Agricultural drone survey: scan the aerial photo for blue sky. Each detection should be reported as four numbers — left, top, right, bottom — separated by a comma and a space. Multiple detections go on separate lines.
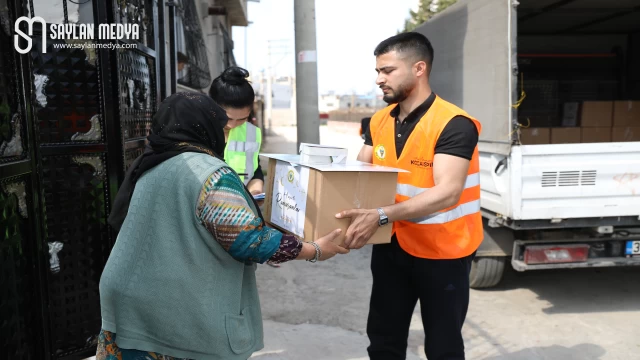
232, 0, 416, 95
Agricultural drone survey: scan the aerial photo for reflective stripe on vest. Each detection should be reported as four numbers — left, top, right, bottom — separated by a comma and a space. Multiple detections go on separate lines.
409, 199, 481, 225
226, 140, 260, 152
396, 172, 480, 198
244, 123, 258, 185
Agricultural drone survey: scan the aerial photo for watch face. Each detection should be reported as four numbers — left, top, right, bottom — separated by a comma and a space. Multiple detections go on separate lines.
377, 208, 388, 226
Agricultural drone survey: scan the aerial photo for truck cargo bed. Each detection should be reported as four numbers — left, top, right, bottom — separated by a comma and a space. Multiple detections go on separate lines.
480, 142, 640, 221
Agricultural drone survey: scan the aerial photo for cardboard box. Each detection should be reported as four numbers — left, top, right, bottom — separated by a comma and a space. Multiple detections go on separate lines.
581, 127, 611, 143
520, 128, 550, 145
551, 128, 581, 144
613, 101, 640, 127
562, 102, 580, 127
580, 101, 613, 127
261, 153, 406, 247
612, 127, 640, 142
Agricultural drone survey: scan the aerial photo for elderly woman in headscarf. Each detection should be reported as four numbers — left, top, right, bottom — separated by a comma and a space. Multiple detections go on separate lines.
97, 92, 348, 360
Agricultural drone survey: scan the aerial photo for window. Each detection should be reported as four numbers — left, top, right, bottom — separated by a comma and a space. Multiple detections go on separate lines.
219, 22, 237, 69
175, 0, 211, 89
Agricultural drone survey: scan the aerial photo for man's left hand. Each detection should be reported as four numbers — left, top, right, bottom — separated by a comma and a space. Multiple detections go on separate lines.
335, 209, 380, 249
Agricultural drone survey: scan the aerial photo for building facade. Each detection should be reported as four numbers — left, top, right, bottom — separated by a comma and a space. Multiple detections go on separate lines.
319, 93, 387, 113
0, 1, 248, 359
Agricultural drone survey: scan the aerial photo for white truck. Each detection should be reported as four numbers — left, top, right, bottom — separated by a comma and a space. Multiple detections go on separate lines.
416, 0, 640, 287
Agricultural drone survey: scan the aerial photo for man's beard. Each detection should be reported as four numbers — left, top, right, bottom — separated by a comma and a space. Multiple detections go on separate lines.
382, 81, 414, 104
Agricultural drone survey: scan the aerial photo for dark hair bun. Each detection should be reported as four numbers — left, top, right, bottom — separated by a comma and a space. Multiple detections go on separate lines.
221, 66, 249, 85
209, 66, 255, 108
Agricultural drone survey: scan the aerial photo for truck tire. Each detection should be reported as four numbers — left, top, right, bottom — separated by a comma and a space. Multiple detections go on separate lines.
469, 256, 506, 289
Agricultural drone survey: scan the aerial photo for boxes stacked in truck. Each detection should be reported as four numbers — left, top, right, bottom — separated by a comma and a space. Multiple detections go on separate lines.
612, 101, 640, 142
520, 127, 550, 145
551, 127, 581, 144
580, 101, 613, 127
581, 127, 611, 143
579, 101, 613, 143
579, 100, 640, 143
549, 101, 581, 143
519, 100, 640, 145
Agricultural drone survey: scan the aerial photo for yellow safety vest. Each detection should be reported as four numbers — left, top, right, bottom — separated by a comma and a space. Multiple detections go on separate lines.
224, 122, 262, 185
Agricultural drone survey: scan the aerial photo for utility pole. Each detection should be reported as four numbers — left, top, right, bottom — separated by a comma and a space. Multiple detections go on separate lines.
294, 0, 320, 147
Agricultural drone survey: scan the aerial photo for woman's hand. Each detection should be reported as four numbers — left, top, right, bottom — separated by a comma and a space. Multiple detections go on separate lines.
315, 229, 349, 261
295, 229, 349, 262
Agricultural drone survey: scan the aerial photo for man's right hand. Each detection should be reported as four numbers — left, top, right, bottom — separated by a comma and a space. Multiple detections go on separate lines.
315, 229, 349, 261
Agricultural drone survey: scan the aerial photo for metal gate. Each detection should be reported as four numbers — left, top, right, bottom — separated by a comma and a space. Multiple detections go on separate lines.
0, 0, 164, 358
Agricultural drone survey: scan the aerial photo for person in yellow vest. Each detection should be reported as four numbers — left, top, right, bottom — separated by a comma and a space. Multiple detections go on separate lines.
336, 32, 482, 360
209, 66, 264, 195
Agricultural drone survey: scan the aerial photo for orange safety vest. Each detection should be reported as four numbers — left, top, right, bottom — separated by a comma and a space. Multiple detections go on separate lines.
370, 95, 483, 259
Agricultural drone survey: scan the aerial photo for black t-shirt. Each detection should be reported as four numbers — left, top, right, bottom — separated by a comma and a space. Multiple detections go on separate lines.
253, 163, 264, 182
364, 93, 478, 160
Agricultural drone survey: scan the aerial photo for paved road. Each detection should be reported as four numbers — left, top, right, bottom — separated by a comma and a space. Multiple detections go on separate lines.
255, 242, 640, 360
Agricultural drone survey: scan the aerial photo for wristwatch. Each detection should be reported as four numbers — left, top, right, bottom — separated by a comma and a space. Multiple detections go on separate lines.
377, 208, 388, 226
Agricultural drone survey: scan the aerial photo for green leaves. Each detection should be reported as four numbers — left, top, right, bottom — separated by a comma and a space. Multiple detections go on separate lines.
400, 0, 458, 33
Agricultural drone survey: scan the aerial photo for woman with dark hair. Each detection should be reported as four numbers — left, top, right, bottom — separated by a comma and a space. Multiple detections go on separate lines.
99, 92, 348, 359
209, 66, 264, 195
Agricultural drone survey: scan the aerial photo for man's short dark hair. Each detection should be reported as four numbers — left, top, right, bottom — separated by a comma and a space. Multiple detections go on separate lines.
374, 32, 434, 70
